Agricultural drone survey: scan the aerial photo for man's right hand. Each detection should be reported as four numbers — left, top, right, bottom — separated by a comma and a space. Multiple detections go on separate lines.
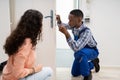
59, 25, 70, 39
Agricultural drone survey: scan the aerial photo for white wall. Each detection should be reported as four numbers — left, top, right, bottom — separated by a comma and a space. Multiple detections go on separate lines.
56, 0, 120, 67
0, 0, 10, 63
81, 0, 120, 67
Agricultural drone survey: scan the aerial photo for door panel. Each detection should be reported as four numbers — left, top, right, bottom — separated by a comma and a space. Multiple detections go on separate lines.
13, 0, 56, 79
0, 0, 10, 63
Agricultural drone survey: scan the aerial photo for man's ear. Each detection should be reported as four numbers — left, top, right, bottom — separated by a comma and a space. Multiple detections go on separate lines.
78, 17, 82, 22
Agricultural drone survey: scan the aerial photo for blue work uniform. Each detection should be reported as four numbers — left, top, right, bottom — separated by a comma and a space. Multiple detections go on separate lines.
71, 27, 99, 77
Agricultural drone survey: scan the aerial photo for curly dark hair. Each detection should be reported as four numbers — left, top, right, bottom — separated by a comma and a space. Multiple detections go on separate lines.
4, 9, 43, 56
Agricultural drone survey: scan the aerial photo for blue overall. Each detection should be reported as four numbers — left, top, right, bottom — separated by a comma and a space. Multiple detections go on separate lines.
71, 28, 99, 77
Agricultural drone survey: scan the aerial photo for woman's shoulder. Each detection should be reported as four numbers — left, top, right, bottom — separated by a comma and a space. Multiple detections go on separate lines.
16, 38, 33, 56
19, 38, 32, 51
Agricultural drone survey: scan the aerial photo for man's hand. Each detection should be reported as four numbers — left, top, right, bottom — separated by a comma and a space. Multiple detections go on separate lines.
56, 15, 70, 39
59, 26, 70, 39
56, 15, 61, 24
59, 26, 67, 34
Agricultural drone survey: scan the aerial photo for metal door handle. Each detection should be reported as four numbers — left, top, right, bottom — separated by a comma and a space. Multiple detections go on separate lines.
45, 10, 53, 28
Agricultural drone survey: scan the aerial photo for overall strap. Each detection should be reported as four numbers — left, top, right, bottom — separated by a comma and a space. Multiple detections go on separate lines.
79, 27, 89, 35
74, 27, 89, 41
78, 27, 98, 50
79, 27, 97, 44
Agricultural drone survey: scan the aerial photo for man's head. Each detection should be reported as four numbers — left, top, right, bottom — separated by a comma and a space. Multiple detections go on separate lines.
68, 9, 84, 28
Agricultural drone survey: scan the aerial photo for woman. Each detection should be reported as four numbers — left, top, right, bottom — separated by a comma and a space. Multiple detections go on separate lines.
1, 9, 52, 80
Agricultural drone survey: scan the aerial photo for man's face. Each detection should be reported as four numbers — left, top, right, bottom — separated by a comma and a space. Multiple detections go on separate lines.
68, 14, 80, 27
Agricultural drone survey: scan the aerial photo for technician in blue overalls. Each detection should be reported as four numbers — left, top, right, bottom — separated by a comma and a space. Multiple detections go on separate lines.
56, 9, 100, 80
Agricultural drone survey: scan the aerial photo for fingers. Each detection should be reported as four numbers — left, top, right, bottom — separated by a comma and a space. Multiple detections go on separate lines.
59, 26, 67, 34
56, 15, 60, 20
34, 64, 43, 72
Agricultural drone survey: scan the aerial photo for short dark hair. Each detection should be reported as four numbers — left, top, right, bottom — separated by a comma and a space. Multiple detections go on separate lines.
70, 9, 84, 18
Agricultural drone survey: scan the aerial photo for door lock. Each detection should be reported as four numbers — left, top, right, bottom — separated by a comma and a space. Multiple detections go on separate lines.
45, 10, 53, 28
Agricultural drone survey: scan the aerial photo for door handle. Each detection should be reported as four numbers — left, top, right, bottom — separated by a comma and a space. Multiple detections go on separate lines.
45, 10, 53, 28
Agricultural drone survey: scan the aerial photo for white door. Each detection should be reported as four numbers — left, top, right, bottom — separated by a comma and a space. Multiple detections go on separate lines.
0, 0, 10, 63
10, 0, 56, 79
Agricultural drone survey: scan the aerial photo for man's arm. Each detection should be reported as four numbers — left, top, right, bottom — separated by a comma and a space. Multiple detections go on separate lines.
67, 29, 91, 52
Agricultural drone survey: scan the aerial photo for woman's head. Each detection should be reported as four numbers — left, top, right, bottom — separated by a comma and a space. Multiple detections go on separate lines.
17, 9, 43, 43
4, 9, 43, 56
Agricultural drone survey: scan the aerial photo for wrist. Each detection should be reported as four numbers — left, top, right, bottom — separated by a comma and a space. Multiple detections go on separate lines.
65, 31, 70, 39
32, 67, 35, 73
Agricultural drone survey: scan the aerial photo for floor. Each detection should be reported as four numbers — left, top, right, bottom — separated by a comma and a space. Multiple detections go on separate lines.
56, 67, 120, 80
0, 67, 120, 80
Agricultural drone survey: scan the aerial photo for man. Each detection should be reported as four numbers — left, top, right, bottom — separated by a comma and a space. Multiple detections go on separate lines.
56, 9, 100, 80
